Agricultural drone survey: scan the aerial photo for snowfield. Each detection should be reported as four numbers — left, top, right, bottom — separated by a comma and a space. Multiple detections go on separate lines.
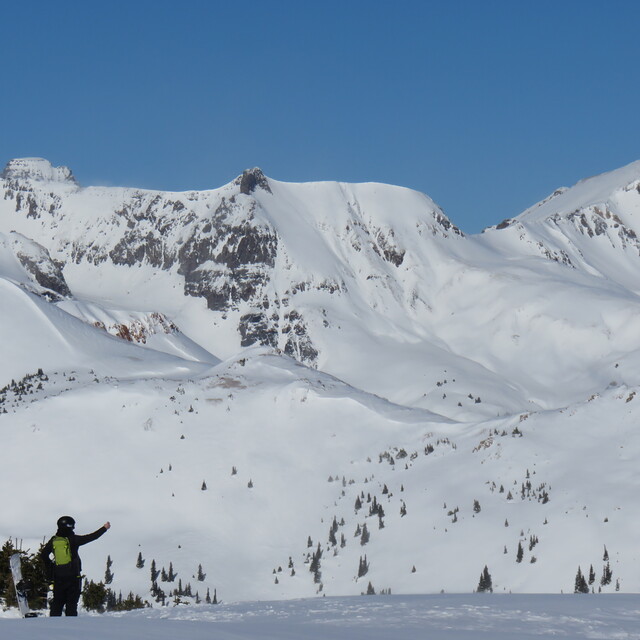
2, 594, 640, 640
4, 158, 640, 627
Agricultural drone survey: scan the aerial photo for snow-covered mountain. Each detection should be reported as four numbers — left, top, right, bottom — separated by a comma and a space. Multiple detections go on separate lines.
2, 157, 640, 604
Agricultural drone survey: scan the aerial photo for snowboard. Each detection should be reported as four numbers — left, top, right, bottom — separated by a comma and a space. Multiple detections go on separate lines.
9, 553, 38, 618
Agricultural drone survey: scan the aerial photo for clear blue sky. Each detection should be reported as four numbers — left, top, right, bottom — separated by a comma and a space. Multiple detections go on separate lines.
1, 0, 639, 233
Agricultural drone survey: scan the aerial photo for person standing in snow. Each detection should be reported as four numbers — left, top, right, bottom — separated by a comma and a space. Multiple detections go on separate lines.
40, 516, 111, 616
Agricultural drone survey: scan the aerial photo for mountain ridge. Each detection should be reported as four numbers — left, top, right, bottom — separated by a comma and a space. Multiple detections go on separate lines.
3, 158, 640, 603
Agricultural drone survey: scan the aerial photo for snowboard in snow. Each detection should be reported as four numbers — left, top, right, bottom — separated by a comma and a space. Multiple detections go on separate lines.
9, 553, 38, 618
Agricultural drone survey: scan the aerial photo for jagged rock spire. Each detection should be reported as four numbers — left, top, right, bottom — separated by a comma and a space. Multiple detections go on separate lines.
236, 168, 272, 195
1, 158, 78, 185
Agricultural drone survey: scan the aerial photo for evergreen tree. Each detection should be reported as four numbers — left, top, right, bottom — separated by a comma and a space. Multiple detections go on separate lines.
0, 541, 49, 610
358, 555, 369, 578
574, 567, 589, 594
366, 581, 375, 595
477, 566, 493, 592
106, 588, 118, 611
588, 565, 596, 585
82, 580, 108, 612
603, 546, 609, 561
516, 542, 524, 563
105, 555, 114, 584
150, 558, 160, 582
600, 562, 613, 586
309, 544, 322, 584
360, 523, 370, 546
197, 564, 206, 581
136, 552, 145, 569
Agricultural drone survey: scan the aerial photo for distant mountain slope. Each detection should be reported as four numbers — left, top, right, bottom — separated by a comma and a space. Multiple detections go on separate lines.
3, 347, 640, 602
3, 157, 640, 604
3, 158, 640, 417
481, 160, 640, 292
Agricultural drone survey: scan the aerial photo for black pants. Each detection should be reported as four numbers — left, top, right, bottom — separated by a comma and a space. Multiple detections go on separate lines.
50, 575, 82, 616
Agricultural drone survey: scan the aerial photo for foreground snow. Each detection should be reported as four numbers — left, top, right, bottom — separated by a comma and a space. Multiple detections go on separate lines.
2, 594, 640, 639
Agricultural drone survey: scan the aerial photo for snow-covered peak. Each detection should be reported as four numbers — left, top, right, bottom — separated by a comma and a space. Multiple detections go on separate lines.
234, 167, 272, 195
514, 159, 640, 226
1, 157, 78, 185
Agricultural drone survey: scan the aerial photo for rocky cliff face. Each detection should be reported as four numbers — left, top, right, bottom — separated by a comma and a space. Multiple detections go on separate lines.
0, 162, 461, 367
481, 161, 640, 291
5, 157, 640, 416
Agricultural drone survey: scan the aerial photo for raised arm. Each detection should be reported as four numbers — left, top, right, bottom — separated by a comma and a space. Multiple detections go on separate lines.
76, 522, 110, 546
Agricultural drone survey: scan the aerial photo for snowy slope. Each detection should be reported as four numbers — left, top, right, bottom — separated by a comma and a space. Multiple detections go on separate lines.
3, 158, 640, 607
481, 160, 640, 293
3, 594, 640, 640
5, 158, 640, 416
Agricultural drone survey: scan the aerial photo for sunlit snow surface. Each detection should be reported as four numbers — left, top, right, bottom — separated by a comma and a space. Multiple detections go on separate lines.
6, 160, 640, 605
2, 595, 640, 639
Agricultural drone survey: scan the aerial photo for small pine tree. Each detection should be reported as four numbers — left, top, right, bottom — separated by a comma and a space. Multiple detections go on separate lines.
360, 523, 370, 546
588, 565, 595, 585
136, 552, 145, 569
516, 542, 524, 563
357, 555, 369, 578
197, 564, 206, 581
150, 558, 160, 582
309, 544, 322, 584
82, 580, 108, 612
574, 567, 589, 594
477, 566, 493, 593
105, 556, 114, 584
201, 480, 207, 491
366, 581, 375, 595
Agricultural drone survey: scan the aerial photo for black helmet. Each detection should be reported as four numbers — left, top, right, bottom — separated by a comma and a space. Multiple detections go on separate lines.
57, 516, 75, 530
